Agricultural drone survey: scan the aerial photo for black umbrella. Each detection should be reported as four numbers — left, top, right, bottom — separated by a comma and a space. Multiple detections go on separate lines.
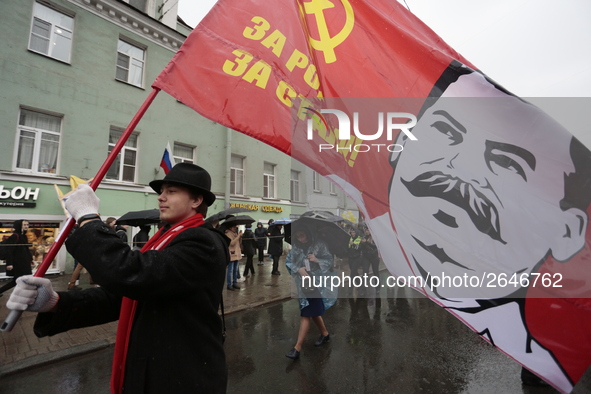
301, 210, 337, 220
116, 209, 160, 226
205, 207, 250, 223
220, 215, 256, 227
296, 210, 359, 235
285, 215, 350, 258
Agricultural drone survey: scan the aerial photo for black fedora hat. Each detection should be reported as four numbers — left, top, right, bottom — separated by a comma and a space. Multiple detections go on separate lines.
149, 163, 216, 206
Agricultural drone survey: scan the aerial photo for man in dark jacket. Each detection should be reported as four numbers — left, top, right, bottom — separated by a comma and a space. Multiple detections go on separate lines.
6, 163, 228, 393
106, 217, 128, 244
267, 224, 284, 275
254, 222, 267, 265
132, 224, 151, 250
241, 223, 258, 277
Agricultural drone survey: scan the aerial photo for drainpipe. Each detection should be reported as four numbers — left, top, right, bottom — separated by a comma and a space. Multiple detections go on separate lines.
225, 128, 232, 209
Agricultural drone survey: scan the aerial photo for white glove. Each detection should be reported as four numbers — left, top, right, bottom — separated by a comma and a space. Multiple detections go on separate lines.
6, 276, 59, 313
64, 184, 100, 222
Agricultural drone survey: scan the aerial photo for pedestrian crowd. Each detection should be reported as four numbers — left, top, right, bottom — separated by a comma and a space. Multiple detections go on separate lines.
213, 217, 287, 291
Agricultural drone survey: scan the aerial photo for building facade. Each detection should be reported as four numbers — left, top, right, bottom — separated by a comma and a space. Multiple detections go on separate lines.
0, 0, 357, 276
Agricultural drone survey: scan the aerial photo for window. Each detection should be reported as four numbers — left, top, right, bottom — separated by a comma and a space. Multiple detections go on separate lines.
15, 108, 61, 174
329, 181, 337, 195
312, 171, 321, 192
263, 163, 276, 199
230, 155, 244, 195
1, 222, 61, 276
173, 143, 194, 164
29, 2, 74, 62
116, 39, 145, 87
106, 128, 138, 182
290, 170, 300, 202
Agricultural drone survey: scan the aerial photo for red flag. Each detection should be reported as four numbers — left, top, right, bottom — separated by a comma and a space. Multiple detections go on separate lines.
154, 0, 472, 156
153, 1, 591, 392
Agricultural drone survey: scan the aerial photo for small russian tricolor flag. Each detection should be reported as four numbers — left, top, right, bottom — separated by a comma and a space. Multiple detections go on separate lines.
160, 142, 175, 174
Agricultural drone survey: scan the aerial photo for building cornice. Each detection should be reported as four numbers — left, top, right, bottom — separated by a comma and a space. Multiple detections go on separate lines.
67, 0, 185, 52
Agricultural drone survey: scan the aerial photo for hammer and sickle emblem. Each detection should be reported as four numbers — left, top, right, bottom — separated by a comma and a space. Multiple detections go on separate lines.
304, 0, 354, 64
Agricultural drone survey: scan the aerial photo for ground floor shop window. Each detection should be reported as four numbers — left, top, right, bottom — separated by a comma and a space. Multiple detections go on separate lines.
0, 221, 60, 278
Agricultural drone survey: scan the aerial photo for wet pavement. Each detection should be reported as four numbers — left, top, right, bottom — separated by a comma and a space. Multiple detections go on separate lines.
0, 273, 562, 394
0, 256, 293, 371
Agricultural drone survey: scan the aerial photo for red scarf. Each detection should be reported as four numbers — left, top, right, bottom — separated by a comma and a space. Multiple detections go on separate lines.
110, 213, 205, 393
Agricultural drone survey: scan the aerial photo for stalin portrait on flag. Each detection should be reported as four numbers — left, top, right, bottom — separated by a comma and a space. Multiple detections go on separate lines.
152, 0, 591, 392
324, 64, 591, 392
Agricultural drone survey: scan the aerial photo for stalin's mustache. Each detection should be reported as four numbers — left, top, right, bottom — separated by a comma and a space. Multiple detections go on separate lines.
401, 172, 505, 244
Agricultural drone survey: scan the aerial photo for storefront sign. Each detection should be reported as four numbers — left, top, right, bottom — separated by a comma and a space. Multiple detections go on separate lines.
261, 205, 283, 213
229, 203, 259, 211
229, 202, 283, 213
0, 201, 36, 208
0, 185, 40, 208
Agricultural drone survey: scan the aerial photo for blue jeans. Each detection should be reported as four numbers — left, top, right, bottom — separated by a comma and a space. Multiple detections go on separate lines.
227, 260, 239, 287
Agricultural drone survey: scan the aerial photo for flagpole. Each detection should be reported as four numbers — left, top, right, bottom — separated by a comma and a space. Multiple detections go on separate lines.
1, 87, 161, 332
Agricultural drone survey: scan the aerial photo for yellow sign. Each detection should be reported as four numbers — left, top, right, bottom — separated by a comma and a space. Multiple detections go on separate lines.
229, 203, 259, 211
262, 205, 283, 213
229, 203, 283, 213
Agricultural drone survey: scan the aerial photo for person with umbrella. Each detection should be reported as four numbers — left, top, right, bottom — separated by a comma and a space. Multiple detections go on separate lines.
221, 215, 255, 289
285, 225, 337, 360
223, 220, 243, 291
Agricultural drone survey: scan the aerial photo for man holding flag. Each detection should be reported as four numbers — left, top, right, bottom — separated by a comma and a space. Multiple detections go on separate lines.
6, 163, 229, 393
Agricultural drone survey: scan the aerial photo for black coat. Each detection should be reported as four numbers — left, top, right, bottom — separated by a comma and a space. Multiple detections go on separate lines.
132, 226, 150, 250
115, 225, 128, 243
241, 229, 257, 256
0, 231, 33, 278
360, 235, 379, 262
254, 226, 267, 248
34, 220, 229, 394
267, 225, 284, 256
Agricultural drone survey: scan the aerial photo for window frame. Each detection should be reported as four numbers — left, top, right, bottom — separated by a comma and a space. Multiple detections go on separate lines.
28, 2, 74, 63
263, 162, 276, 199
106, 127, 139, 183
14, 107, 62, 175
329, 181, 337, 195
312, 171, 321, 193
173, 142, 195, 164
115, 37, 146, 88
290, 170, 300, 202
230, 155, 245, 196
